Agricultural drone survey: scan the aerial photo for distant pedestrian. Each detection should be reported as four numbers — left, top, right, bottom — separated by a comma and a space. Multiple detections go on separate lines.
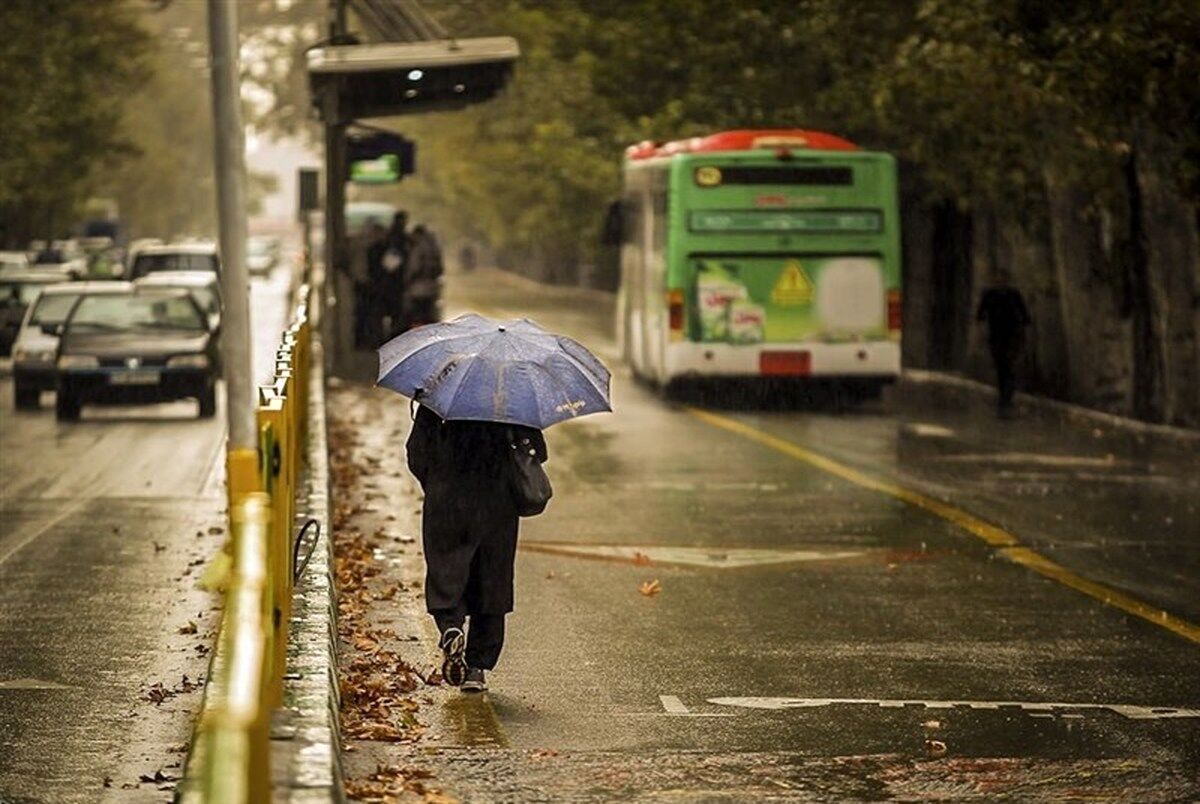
459, 244, 476, 273
356, 220, 386, 347
403, 225, 443, 328
373, 212, 410, 339
976, 274, 1031, 417
406, 403, 548, 692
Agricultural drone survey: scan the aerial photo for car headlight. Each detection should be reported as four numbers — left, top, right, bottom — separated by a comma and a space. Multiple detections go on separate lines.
167, 354, 209, 368
58, 355, 99, 369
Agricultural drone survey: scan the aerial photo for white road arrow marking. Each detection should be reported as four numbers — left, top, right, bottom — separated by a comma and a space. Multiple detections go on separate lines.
706, 697, 1200, 720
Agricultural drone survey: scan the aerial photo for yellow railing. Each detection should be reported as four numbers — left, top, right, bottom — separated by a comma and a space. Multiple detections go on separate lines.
183, 285, 313, 803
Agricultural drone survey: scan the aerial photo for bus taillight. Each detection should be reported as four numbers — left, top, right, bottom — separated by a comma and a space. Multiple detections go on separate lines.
668, 289, 685, 334
887, 289, 902, 331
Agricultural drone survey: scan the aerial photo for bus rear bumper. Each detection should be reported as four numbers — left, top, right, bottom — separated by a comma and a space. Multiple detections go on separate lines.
663, 340, 900, 381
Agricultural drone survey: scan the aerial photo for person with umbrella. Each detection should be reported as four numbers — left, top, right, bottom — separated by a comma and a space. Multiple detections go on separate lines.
378, 315, 611, 691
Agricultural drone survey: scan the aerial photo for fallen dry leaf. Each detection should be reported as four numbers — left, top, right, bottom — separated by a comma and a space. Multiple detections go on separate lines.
632, 551, 653, 566
639, 579, 662, 597
177, 621, 198, 635
924, 739, 948, 757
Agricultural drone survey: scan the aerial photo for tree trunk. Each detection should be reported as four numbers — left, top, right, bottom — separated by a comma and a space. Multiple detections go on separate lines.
1132, 139, 1200, 427
900, 189, 934, 369
1124, 147, 1171, 423
927, 199, 973, 370
1044, 175, 1134, 414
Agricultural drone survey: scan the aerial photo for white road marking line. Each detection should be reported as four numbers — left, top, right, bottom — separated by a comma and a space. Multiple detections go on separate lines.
660, 695, 690, 714
521, 543, 866, 569
0, 497, 89, 567
641, 695, 735, 718
933, 452, 1121, 468
706, 697, 1200, 720
904, 423, 956, 438
0, 678, 73, 690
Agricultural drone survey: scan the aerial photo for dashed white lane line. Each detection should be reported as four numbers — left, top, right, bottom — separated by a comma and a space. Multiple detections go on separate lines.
0, 497, 89, 568
705, 697, 1200, 720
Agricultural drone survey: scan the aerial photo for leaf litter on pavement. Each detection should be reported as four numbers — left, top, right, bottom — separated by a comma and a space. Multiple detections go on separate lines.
329, 399, 456, 802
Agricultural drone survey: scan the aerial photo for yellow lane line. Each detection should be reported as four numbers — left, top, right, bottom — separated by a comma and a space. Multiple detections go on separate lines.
687, 407, 1200, 646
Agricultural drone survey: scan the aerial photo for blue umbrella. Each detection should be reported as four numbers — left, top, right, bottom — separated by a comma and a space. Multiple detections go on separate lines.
377, 313, 611, 429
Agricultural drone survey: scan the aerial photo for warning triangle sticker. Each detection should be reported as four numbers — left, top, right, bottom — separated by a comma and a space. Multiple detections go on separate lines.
771, 260, 814, 306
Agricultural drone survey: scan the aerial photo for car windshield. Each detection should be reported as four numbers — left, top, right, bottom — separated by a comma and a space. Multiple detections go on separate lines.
68, 294, 205, 333
133, 253, 217, 276
30, 293, 80, 325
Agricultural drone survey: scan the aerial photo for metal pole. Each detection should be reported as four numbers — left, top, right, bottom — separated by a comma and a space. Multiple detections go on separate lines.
323, 0, 348, 374
206, 0, 258, 495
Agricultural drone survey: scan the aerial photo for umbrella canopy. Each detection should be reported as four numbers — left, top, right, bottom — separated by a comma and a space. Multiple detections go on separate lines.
377, 313, 611, 429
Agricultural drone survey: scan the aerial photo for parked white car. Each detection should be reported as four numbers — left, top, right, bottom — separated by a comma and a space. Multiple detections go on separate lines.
0, 251, 30, 277
129, 242, 220, 279
11, 281, 133, 409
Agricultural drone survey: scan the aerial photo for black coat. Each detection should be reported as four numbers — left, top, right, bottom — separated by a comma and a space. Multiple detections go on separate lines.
406, 405, 547, 615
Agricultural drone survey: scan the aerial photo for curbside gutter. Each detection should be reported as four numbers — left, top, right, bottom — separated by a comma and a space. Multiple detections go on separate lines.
270, 335, 346, 802
902, 368, 1200, 444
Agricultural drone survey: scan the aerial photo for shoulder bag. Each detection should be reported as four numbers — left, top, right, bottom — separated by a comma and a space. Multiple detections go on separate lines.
506, 428, 552, 517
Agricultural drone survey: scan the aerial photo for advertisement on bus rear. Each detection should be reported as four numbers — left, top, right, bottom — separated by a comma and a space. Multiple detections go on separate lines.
690, 255, 892, 344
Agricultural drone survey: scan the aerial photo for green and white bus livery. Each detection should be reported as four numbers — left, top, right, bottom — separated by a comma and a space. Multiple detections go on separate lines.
616, 129, 901, 391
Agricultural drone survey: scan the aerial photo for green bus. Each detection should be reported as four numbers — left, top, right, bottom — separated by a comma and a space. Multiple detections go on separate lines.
616, 129, 901, 391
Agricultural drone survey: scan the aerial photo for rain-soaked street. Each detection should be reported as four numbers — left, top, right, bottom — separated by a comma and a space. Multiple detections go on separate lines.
0, 269, 291, 801
6, 2, 1200, 802
332, 268, 1200, 801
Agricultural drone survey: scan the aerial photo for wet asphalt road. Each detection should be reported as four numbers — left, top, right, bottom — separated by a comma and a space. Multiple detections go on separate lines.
0, 268, 291, 802
341, 268, 1200, 801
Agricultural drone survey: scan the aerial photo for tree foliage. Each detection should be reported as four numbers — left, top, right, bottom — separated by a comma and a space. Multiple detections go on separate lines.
348, 0, 1197, 276
0, 0, 153, 244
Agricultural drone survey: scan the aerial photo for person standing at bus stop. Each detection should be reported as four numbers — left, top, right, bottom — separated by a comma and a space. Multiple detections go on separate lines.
373, 211, 410, 339
977, 273, 1031, 417
403, 224, 444, 328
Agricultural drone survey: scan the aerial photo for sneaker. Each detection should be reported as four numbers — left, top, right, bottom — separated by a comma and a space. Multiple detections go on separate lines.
461, 667, 487, 693
440, 627, 467, 687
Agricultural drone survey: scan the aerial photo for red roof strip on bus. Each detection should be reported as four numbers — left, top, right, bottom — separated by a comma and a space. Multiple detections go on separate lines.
624, 129, 858, 160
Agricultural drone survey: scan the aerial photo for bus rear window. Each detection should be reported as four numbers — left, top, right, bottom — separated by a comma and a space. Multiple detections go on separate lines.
696, 166, 852, 187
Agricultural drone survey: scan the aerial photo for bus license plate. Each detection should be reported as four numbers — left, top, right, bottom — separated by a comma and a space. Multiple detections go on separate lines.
110, 370, 160, 385
760, 351, 811, 376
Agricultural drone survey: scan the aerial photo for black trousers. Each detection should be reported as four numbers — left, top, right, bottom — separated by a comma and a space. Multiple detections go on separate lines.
353, 283, 373, 347
989, 337, 1021, 410
433, 610, 506, 670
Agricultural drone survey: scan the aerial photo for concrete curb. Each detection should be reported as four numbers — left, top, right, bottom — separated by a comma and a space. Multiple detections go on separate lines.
270, 335, 346, 802
902, 368, 1200, 443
